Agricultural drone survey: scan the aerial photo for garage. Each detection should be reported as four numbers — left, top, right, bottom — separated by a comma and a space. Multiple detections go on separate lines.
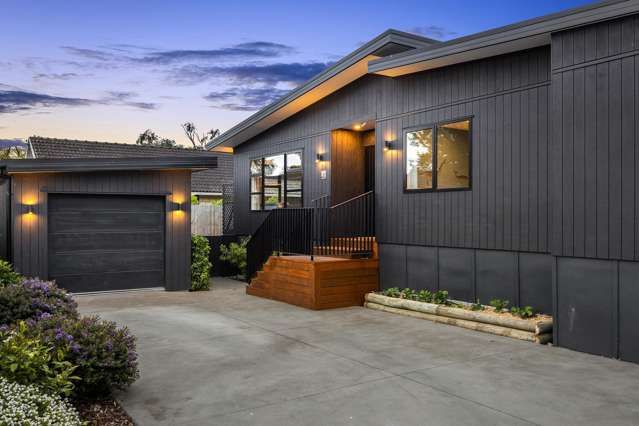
0, 156, 217, 292
48, 194, 165, 292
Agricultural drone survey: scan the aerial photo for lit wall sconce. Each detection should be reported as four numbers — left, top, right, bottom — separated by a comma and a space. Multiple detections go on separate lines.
316, 153, 326, 163
170, 201, 184, 212
21, 204, 35, 215
384, 140, 395, 151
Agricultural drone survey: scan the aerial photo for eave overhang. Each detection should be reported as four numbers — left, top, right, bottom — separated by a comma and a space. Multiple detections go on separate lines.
208, 30, 437, 150
0, 157, 218, 174
369, 0, 639, 77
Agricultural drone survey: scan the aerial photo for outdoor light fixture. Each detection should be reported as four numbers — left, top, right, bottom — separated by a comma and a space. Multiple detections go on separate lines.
384, 140, 394, 151
23, 204, 35, 215
316, 153, 326, 163
171, 201, 184, 212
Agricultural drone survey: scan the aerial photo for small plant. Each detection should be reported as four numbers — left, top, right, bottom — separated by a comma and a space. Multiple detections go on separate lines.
381, 287, 401, 298
400, 288, 416, 300
470, 299, 484, 311
191, 194, 199, 205
0, 321, 79, 396
510, 306, 535, 319
0, 279, 78, 326
416, 290, 432, 303
0, 260, 22, 287
33, 315, 140, 398
431, 290, 449, 305
220, 237, 248, 279
191, 234, 212, 291
0, 376, 82, 425
489, 299, 510, 313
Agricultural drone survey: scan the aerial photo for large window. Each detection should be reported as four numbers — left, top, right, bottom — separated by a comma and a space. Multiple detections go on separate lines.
405, 118, 471, 191
250, 151, 303, 211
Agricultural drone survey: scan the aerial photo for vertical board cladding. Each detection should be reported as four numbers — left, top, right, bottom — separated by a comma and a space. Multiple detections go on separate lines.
380, 243, 554, 314
552, 15, 639, 262
234, 47, 551, 245
10, 170, 191, 291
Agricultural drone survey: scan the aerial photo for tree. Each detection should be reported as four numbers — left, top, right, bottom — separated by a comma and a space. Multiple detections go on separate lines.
181, 122, 220, 150
136, 129, 177, 148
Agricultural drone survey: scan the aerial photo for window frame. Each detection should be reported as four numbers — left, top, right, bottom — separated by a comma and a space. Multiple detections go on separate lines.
249, 151, 304, 211
403, 116, 473, 193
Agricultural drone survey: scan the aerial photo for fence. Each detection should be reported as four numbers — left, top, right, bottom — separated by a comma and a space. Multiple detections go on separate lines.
192, 203, 223, 236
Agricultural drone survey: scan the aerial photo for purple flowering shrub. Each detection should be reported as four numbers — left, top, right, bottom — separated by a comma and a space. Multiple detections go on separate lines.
0, 279, 78, 326
33, 315, 140, 397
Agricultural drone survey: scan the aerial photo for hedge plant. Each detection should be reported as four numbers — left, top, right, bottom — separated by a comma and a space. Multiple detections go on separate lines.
191, 234, 212, 291
0, 279, 78, 326
0, 321, 79, 397
0, 260, 22, 287
32, 315, 140, 398
219, 237, 248, 279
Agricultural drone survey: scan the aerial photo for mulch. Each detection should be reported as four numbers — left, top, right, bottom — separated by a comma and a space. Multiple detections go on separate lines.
73, 398, 134, 426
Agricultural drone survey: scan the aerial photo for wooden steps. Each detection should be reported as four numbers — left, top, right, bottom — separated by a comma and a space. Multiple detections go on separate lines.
246, 255, 379, 310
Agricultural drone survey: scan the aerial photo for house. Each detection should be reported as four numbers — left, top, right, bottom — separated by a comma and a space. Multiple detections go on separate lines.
27, 136, 234, 204
0, 156, 218, 292
209, 0, 639, 363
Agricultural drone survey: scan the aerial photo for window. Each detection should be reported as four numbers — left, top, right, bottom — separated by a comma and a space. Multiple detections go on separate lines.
405, 118, 471, 191
250, 151, 303, 211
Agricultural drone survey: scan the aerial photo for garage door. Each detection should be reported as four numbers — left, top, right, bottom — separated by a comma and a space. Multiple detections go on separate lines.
48, 194, 165, 292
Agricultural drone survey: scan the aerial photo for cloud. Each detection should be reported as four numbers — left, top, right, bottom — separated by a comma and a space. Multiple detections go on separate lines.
409, 25, 457, 39
60, 46, 118, 61
0, 88, 94, 114
32, 72, 87, 81
204, 87, 291, 111
137, 41, 295, 64
170, 62, 330, 85
0, 86, 157, 114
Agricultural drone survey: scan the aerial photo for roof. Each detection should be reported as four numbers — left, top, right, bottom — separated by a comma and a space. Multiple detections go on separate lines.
211, 0, 639, 150
369, 0, 639, 77
208, 29, 438, 150
0, 157, 218, 174
28, 136, 233, 194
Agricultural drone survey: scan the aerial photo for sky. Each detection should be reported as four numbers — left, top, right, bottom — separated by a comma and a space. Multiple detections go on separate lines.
0, 0, 591, 146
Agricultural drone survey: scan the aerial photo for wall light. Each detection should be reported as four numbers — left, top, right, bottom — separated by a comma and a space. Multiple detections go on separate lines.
384, 140, 395, 151
170, 201, 184, 212
21, 204, 35, 215
316, 153, 326, 163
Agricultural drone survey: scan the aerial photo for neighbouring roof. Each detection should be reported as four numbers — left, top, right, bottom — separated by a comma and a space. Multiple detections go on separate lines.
210, 0, 639, 150
208, 29, 438, 150
28, 136, 233, 194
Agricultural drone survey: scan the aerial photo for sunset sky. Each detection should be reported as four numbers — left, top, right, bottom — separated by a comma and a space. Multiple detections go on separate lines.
1, 0, 590, 146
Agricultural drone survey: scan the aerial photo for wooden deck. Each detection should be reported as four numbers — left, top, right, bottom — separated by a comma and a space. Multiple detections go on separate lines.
246, 255, 379, 310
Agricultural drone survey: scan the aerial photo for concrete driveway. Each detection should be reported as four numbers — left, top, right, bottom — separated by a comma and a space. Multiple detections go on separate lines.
78, 278, 639, 426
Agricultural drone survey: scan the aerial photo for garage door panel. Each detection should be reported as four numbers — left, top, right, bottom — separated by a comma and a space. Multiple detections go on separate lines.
49, 231, 164, 252
49, 250, 164, 276
48, 195, 164, 212
48, 194, 165, 291
49, 211, 163, 233
56, 270, 165, 293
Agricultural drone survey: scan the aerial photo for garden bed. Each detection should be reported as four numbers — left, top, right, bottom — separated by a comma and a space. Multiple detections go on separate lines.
365, 292, 553, 344
73, 398, 134, 426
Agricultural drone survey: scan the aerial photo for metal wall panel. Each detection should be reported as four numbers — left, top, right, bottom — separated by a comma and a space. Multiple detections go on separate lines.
406, 245, 438, 291
519, 252, 553, 314
619, 261, 639, 363
438, 248, 474, 301
556, 257, 617, 358
475, 250, 518, 305
378, 243, 406, 289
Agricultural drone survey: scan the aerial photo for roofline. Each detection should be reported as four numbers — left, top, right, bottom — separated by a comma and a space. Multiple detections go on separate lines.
369, 0, 639, 75
0, 157, 218, 174
208, 29, 437, 150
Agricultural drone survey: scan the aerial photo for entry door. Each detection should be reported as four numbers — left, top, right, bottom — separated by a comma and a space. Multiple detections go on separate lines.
47, 194, 165, 292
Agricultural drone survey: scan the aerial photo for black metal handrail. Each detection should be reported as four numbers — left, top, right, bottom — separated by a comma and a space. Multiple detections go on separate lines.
246, 191, 375, 282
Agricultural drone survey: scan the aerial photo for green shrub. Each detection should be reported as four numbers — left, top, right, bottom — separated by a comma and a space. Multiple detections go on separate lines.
0, 376, 82, 425
510, 306, 535, 319
0, 260, 22, 287
380, 287, 401, 298
0, 279, 78, 327
431, 290, 449, 305
191, 194, 199, 205
191, 234, 212, 291
489, 299, 509, 313
416, 290, 432, 302
33, 315, 140, 398
220, 237, 248, 278
400, 288, 416, 300
0, 321, 78, 397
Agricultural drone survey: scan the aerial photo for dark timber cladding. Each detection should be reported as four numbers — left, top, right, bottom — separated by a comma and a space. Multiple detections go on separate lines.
10, 170, 191, 291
